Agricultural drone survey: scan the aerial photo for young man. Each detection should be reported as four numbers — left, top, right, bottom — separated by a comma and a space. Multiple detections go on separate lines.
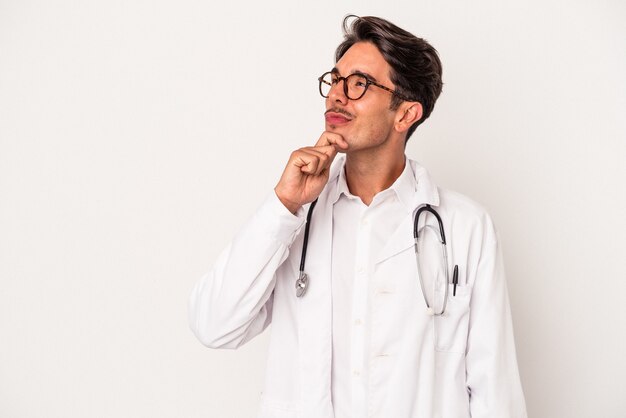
189, 16, 527, 418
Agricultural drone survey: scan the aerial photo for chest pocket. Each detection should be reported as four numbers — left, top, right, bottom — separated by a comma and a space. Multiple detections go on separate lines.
434, 283, 472, 353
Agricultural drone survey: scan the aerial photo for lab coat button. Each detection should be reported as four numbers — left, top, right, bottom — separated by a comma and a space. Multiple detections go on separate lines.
354, 319, 363, 326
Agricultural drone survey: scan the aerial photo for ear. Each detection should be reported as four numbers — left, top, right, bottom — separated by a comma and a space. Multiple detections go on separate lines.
394, 102, 423, 133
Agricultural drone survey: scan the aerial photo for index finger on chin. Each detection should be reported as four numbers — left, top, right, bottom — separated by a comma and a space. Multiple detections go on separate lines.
315, 132, 347, 149
310, 144, 339, 159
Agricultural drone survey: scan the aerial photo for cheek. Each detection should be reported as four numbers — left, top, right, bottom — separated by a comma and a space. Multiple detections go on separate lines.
348, 101, 396, 140
363, 109, 395, 135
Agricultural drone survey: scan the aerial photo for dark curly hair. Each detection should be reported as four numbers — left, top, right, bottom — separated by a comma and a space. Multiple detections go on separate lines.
335, 15, 443, 141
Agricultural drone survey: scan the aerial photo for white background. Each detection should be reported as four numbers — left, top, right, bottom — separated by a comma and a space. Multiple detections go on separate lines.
1, 0, 625, 417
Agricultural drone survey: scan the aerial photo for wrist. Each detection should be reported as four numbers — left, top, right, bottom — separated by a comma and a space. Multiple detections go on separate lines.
274, 188, 301, 214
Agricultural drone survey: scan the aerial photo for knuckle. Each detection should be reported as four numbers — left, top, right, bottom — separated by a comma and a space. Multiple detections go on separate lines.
291, 149, 307, 160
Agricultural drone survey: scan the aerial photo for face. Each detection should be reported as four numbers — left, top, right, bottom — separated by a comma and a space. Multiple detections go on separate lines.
324, 42, 400, 153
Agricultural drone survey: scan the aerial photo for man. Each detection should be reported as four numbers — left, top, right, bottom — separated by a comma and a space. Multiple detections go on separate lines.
189, 15, 527, 418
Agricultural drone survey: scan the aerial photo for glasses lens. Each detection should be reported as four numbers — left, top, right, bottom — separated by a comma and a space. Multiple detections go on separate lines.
318, 72, 369, 99
345, 74, 368, 100
319, 72, 333, 98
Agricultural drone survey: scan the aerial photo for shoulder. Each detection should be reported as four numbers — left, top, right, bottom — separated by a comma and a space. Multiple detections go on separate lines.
438, 188, 489, 217
408, 157, 493, 225
437, 187, 498, 243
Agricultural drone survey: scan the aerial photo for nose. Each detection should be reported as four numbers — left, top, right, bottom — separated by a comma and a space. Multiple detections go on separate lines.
327, 78, 349, 105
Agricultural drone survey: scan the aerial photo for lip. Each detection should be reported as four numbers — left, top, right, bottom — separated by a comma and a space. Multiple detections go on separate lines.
324, 112, 352, 125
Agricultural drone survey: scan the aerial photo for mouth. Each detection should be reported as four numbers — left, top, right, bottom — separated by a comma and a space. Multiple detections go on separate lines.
324, 109, 353, 126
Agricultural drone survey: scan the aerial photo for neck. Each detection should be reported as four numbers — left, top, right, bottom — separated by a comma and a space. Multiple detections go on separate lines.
344, 149, 406, 206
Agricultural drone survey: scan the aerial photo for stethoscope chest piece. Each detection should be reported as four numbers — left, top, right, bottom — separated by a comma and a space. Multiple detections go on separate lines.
295, 199, 318, 298
296, 272, 308, 298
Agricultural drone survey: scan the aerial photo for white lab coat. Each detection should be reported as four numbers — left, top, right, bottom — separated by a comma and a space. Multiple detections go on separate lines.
189, 156, 527, 418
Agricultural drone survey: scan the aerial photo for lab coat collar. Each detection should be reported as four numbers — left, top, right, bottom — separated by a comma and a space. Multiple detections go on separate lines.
407, 159, 440, 209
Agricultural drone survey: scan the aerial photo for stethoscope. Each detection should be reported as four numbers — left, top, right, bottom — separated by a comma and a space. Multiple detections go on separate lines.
295, 199, 459, 316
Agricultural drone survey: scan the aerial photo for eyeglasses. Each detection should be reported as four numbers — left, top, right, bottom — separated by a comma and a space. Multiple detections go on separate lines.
318, 71, 411, 101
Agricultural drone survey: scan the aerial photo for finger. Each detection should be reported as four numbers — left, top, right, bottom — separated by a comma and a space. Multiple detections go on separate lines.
315, 131, 349, 150
297, 148, 334, 176
300, 147, 333, 175
302, 145, 337, 163
291, 150, 321, 175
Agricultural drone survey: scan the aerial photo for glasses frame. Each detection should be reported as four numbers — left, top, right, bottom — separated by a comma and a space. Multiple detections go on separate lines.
318, 71, 412, 102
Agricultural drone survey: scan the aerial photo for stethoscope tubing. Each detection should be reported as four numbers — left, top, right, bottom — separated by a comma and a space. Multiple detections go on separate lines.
414, 204, 449, 315
295, 199, 318, 297
296, 201, 457, 316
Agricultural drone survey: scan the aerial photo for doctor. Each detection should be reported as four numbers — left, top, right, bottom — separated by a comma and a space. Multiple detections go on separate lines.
189, 15, 527, 418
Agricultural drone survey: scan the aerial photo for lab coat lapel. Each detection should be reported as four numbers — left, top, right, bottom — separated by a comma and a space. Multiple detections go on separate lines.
375, 160, 440, 264
374, 216, 414, 264
296, 167, 339, 418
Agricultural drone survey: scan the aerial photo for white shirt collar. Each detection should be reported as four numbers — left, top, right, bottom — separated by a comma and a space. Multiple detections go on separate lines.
329, 155, 438, 211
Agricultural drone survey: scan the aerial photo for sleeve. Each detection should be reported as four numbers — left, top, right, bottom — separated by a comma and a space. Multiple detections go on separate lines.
188, 192, 306, 349
466, 214, 528, 418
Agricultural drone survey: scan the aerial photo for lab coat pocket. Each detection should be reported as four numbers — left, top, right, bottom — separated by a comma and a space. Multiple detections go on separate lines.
434, 284, 472, 354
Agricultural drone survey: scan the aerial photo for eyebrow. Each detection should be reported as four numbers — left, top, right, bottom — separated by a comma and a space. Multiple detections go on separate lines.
331, 67, 379, 83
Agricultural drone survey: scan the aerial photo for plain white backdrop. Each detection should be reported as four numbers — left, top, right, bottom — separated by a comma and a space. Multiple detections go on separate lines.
1, 0, 625, 417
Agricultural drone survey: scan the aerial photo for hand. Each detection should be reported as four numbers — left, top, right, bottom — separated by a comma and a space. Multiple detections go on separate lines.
274, 132, 348, 214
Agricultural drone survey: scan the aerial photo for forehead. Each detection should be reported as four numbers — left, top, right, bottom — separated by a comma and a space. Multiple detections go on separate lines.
334, 41, 392, 82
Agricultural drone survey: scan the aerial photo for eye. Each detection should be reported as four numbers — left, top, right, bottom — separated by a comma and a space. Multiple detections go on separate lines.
352, 75, 369, 88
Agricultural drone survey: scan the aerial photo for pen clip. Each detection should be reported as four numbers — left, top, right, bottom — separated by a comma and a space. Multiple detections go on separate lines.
452, 265, 459, 297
